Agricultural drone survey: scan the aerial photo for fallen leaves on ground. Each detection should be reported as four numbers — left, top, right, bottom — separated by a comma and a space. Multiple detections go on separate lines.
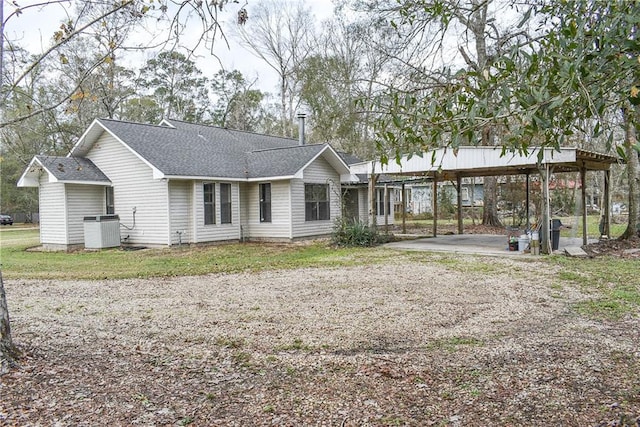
1, 261, 639, 426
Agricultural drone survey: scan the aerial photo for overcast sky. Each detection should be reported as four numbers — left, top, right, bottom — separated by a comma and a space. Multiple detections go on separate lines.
5, 0, 337, 94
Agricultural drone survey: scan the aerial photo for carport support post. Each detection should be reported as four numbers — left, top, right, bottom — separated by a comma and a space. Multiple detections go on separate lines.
401, 182, 407, 234
432, 173, 438, 237
384, 184, 389, 233
541, 163, 551, 254
525, 172, 531, 230
368, 173, 378, 228
603, 169, 611, 237
456, 174, 463, 235
581, 166, 588, 245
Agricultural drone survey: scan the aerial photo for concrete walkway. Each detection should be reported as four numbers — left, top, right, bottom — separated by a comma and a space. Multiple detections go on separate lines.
385, 234, 595, 256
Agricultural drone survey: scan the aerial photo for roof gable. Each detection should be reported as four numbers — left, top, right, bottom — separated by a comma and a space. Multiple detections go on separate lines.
68, 118, 351, 181
18, 155, 111, 187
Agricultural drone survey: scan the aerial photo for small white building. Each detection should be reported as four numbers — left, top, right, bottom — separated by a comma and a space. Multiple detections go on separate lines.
18, 118, 388, 250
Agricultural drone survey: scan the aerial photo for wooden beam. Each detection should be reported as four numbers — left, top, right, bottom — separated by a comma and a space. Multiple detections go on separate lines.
432, 174, 438, 237
384, 184, 389, 234
541, 164, 551, 254
456, 174, 463, 234
603, 169, 611, 237
525, 172, 530, 230
581, 167, 587, 246
368, 173, 377, 227
401, 182, 407, 234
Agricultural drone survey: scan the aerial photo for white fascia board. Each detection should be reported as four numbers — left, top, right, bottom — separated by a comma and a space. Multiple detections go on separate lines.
17, 157, 43, 187
542, 147, 576, 164
295, 144, 351, 177
349, 161, 373, 175
153, 168, 166, 180
17, 157, 68, 186
341, 174, 361, 183
246, 175, 295, 182
322, 145, 352, 174
161, 174, 296, 182
71, 119, 167, 179
162, 174, 250, 182
56, 180, 112, 186
158, 119, 176, 128
68, 118, 102, 156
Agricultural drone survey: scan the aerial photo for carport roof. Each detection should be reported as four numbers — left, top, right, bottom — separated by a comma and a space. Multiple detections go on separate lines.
349, 146, 621, 180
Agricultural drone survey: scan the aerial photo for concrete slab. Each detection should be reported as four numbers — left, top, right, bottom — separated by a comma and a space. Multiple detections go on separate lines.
564, 246, 589, 257
385, 234, 596, 257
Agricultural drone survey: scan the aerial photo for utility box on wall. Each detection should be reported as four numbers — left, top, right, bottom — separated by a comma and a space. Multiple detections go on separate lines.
83, 215, 120, 249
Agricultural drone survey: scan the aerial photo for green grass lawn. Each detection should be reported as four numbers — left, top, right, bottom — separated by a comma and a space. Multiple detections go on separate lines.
0, 227, 390, 280
2, 226, 638, 321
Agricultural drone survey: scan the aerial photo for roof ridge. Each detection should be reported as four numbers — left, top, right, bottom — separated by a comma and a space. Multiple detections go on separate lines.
166, 118, 298, 141
98, 117, 174, 130
250, 143, 326, 154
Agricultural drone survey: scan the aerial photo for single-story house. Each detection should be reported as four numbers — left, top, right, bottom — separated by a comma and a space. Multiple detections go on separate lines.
18, 118, 389, 250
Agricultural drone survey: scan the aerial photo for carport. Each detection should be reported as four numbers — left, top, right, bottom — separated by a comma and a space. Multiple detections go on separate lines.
350, 147, 620, 254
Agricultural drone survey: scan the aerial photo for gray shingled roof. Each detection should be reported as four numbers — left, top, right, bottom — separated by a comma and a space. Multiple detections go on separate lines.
37, 155, 110, 183
97, 118, 328, 179
339, 152, 364, 165
246, 145, 326, 179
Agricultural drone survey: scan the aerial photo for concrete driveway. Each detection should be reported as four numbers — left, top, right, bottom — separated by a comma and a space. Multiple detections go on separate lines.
385, 234, 594, 256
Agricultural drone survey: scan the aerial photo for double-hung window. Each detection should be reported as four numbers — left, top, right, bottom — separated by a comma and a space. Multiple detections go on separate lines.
305, 183, 330, 221
204, 183, 215, 225
220, 183, 232, 224
105, 187, 114, 215
259, 183, 271, 223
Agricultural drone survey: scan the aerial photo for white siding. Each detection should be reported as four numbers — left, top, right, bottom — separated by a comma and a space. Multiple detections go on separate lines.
291, 156, 341, 238
193, 181, 241, 242
169, 180, 192, 245
38, 176, 67, 245
357, 186, 396, 225
238, 182, 250, 240
66, 184, 105, 244
377, 187, 395, 226
245, 181, 292, 239
358, 188, 369, 223
86, 133, 169, 245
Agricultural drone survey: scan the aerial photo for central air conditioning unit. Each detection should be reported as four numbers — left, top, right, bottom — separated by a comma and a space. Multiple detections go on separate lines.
83, 215, 121, 249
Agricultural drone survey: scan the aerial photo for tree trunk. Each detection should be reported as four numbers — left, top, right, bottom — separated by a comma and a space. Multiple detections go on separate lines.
471, 0, 502, 227
480, 126, 503, 227
0, 270, 19, 374
482, 176, 502, 226
621, 105, 640, 239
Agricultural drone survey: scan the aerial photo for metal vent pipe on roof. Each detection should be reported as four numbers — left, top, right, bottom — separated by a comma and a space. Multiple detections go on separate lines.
297, 113, 306, 146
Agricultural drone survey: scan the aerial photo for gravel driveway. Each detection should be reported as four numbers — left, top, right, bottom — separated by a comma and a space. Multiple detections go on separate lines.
2, 257, 639, 426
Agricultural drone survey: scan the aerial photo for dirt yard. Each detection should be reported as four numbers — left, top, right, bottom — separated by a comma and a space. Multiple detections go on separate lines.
2, 257, 639, 426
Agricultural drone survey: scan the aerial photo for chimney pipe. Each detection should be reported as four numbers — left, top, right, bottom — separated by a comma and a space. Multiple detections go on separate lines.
297, 113, 306, 146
